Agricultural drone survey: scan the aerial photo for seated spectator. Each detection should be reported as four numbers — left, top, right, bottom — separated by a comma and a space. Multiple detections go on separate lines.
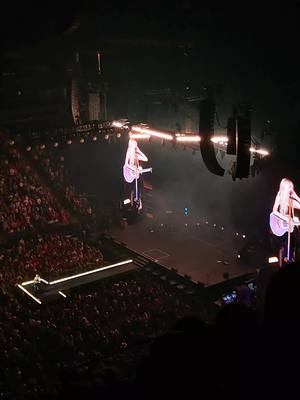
32, 146, 94, 217
0, 146, 69, 234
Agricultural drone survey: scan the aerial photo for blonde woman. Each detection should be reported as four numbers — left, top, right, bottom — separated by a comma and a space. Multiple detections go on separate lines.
272, 178, 300, 263
273, 178, 300, 216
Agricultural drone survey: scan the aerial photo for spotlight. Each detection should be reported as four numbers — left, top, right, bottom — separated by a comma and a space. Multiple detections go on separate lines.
26, 146, 31, 152
9, 140, 15, 146
104, 134, 109, 140
221, 226, 224, 230
242, 234, 246, 238
40, 144, 45, 149
116, 133, 121, 138
92, 136, 98, 141
268, 256, 279, 264
80, 138, 85, 144
53, 142, 59, 147
67, 139, 72, 145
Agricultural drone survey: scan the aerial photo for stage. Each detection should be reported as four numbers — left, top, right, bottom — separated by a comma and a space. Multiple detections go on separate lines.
110, 217, 262, 286
17, 259, 138, 304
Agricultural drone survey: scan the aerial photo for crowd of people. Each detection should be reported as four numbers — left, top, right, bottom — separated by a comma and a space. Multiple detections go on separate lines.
0, 234, 104, 289
1, 261, 298, 399
0, 269, 195, 399
32, 146, 93, 217
0, 146, 69, 234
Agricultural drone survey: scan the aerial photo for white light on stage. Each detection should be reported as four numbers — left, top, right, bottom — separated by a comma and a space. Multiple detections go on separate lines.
9, 140, 15, 145
132, 126, 173, 140
92, 136, 98, 141
242, 234, 246, 238
250, 147, 269, 156
40, 144, 46, 149
176, 135, 201, 142
53, 142, 59, 147
123, 199, 131, 205
112, 121, 125, 128
49, 260, 133, 285
26, 146, 31, 151
17, 284, 42, 304
129, 133, 151, 139
268, 256, 279, 264
80, 138, 85, 144
67, 139, 72, 145
104, 134, 109, 140
211, 136, 228, 143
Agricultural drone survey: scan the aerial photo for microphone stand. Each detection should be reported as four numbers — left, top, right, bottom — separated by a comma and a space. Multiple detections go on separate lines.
286, 195, 294, 262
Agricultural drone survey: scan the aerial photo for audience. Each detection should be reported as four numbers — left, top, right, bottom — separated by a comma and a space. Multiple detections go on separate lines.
32, 146, 94, 217
0, 147, 69, 234
0, 234, 104, 288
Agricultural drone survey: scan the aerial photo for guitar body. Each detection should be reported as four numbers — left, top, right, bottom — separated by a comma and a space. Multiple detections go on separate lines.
123, 165, 139, 183
123, 165, 152, 183
270, 212, 294, 236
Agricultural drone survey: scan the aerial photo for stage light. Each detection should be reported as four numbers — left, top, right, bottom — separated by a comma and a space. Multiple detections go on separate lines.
116, 133, 121, 138
221, 226, 224, 230
92, 136, 98, 141
132, 126, 173, 140
80, 138, 85, 144
236, 232, 239, 236
17, 284, 42, 304
213, 223, 217, 227
129, 133, 151, 139
123, 199, 131, 205
9, 140, 15, 146
40, 144, 46, 149
49, 260, 133, 285
67, 139, 72, 145
26, 146, 31, 152
176, 135, 201, 142
112, 121, 124, 128
53, 142, 59, 147
104, 134, 109, 140
268, 256, 279, 264
242, 234, 246, 238
250, 147, 269, 156
211, 136, 228, 143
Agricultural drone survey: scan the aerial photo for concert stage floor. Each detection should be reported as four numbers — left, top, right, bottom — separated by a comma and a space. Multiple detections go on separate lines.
110, 219, 259, 286
17, 260, 137, 304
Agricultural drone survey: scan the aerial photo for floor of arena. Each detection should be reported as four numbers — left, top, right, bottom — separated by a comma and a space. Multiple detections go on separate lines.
110, 217, 260, 286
